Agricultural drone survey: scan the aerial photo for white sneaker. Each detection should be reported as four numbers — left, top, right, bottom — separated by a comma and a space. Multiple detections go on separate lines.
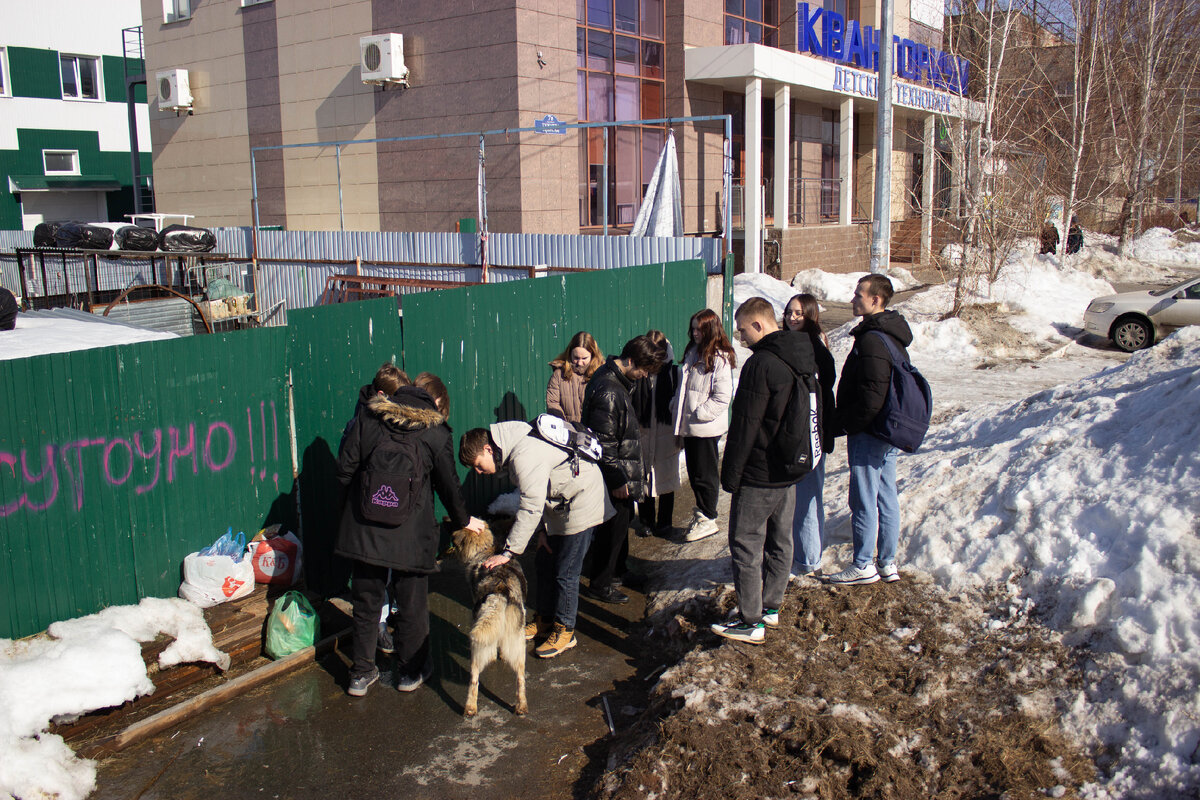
710, 620, 765, 644
878, 563, 900, 583
824, 564, 881, 585
762, 608, 780, 628
684, 514, 719, 542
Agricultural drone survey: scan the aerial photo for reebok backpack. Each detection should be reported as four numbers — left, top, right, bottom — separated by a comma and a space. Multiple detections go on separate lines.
359, 430, 427, 526
769, 354, 824, 482
865, 330, 933, 453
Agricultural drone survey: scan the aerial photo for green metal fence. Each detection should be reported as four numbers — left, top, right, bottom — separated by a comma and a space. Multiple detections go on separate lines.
0, 260, 707, 638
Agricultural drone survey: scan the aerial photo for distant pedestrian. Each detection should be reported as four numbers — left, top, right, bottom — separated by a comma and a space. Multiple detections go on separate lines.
712, 297, 819, 644
674, 309, 736, 542
1066, 216, 1083, 254
581, 335, 664, 605
459, 422, 614, 658
546, 331, 604, 424
336, 383, 484, 697
826, 275, 913, 586
1039, 222, 1060, 255
632, 330, 682, 537
782, 294, 837, 580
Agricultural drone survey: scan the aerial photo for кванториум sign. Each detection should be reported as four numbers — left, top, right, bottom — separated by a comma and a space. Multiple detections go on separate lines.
797, 2, 970, 96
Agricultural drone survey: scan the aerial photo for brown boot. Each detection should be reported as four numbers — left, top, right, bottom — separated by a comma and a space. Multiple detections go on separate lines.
534, 623, 577, 658
524, 614, 551, 641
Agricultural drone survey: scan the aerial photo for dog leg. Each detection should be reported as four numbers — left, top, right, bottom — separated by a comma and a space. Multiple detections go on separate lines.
501, 631, 528, 716
464, 663, 480, 717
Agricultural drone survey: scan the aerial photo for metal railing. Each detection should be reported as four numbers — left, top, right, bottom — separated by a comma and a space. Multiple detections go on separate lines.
790, 178, 841, 224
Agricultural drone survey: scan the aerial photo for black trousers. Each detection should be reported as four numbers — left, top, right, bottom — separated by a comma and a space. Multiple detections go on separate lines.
684, 435, 721, 520
350, 560, 429, 679
638, 492, 676, 530
588, 496, 632, 590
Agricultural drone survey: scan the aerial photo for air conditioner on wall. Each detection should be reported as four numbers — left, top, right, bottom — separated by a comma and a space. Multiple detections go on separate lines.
156, 68, 193, 112
360, 33, 409, 86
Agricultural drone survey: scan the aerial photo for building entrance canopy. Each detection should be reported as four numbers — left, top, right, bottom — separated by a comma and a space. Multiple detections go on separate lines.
684, 44, 981, 121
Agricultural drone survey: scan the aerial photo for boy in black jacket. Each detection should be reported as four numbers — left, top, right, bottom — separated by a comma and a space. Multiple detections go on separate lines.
713, 297, 819, 644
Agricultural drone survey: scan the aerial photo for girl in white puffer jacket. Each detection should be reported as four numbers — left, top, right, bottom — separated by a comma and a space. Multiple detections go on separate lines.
673, 308, 737, 541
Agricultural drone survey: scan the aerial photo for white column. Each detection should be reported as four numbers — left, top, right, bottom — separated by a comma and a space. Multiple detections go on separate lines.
921, 114, 935, 263
745, 77, 763, 273
839, 96, 854, 226
774, 84, 790, 230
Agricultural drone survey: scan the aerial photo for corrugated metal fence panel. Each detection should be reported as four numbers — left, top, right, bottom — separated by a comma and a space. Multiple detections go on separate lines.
97, 297, 204, 337
0, 328, 290, 638
401, 259, 707, 511
286, 297, 404, 595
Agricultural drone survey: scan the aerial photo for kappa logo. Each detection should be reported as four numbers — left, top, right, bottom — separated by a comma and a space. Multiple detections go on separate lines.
371, 484, 400, 508
221, 576, 246, 597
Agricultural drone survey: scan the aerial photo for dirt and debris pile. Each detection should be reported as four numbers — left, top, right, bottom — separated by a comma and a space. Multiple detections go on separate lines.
597, 575, 1096, 800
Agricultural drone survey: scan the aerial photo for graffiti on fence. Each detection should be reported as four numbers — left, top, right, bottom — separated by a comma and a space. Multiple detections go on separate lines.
1, 401, 283, 517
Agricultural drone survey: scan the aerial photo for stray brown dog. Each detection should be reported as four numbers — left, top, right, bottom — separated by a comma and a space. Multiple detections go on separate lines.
450, 523, 529, 716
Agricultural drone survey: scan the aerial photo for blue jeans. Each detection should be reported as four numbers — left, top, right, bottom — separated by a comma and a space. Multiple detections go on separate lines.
847, 432, 900, 570
535, 527, 595, 630
791, 459, 826, 574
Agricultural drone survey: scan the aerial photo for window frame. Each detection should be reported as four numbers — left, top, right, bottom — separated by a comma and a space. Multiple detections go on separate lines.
43, 149, 81, 176
0, 47, 10, 98
163, 0, 191, 23
59, 54, 102, 101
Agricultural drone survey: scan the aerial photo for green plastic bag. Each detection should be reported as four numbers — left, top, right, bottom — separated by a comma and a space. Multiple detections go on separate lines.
265, 591, 319, 659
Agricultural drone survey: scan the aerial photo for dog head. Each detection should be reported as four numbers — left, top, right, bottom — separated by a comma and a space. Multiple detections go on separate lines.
450, 523, 496, 563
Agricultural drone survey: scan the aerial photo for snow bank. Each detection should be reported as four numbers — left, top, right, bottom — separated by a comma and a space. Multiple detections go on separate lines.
1, 313, 177, 361
791, 266, 919, 303
1131, 227, 1200, 269
0, 597, 229, 800
896, 328, 1200, 797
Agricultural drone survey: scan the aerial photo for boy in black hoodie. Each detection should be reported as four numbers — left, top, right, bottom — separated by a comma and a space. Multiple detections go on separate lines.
827, 274, 913, 586
713, 297, 819, 644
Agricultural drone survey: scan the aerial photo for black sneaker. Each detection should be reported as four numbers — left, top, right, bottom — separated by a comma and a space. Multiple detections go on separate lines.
586, 583, 630, 605
396, 659, 434, 693
347, 667, 380, 697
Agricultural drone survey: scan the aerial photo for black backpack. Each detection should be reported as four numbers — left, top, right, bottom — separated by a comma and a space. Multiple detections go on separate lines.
358, 429, 427, 526
864, 331, 933, 453
767, 353, 824, 482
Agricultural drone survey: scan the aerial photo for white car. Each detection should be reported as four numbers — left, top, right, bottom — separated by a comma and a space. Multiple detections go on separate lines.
1084, 275, 1200, 352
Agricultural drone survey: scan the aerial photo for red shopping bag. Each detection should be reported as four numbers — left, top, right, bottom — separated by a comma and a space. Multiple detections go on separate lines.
248, 526, 303, 585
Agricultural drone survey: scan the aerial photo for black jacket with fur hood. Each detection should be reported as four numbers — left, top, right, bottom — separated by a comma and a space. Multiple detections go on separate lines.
835, 310, 913, 436
334, 386, 470, 573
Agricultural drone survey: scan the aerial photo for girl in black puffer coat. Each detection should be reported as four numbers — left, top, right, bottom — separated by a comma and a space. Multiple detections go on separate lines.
335, 386, 478, 694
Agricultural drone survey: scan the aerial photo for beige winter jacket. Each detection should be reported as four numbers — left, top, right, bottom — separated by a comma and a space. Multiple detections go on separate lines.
672, 351, 733, 438
489, 420, 615, 556
545, 364, 588, 424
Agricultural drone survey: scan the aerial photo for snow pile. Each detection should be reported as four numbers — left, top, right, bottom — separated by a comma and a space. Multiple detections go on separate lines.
1130, 227, 1200, 269
732, 272, 800, 317
0, 597, 229, 800
790, 266, 919, 303
1, 313, 177, 361
895, 328, 1200, 797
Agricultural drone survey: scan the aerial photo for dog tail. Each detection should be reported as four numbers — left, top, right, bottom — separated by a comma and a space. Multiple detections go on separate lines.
471, 594, 512, 645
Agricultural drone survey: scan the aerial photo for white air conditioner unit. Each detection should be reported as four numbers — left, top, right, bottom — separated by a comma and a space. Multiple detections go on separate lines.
360, 33, 409, 86
156, 68, 193, 111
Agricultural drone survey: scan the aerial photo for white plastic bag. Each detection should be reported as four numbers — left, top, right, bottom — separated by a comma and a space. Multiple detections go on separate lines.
179, 552, 255, 607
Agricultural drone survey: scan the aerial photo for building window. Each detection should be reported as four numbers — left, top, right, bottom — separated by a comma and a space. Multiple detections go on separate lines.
163, 0, 190, 23
240, 0, 272, 6
0, 48, 9, 97
577, 0, 666, 230
60, 55, 101, 100
43, 150, 80, 176
724, 0, 779, 46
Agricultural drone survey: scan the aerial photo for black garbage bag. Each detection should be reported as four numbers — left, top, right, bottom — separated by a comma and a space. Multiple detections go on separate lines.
33, 221, 76, 247
114, 225, 161, 251
54, 223, 115, 250
160, 224, 216, 253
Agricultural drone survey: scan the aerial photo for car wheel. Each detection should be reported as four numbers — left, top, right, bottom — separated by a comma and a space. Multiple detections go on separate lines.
1111, 316, 1153, 352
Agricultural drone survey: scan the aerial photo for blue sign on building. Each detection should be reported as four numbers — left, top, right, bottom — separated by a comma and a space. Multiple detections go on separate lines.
796, 2, 970, 97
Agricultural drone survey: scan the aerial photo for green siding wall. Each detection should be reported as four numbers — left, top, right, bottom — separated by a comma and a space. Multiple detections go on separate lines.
7, 47, 62, 100
0, 261, 707, 638
102, 55, 147, 104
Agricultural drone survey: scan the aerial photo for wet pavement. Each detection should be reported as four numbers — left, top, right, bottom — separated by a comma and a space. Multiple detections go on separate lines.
92, 541, 670, 800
